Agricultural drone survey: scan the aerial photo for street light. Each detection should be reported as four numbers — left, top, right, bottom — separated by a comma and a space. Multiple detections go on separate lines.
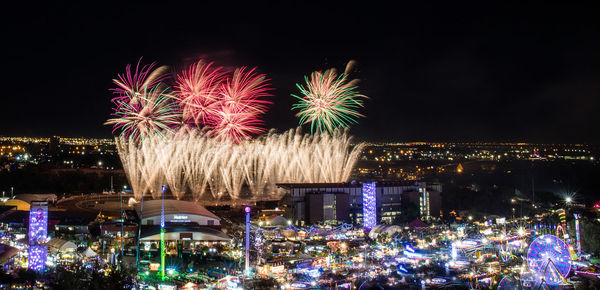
565, 197, 572, 204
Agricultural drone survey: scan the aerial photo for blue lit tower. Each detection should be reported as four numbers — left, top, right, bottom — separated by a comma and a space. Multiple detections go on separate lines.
28, 201, 48, 272
362, 182, 376, 230
160, 185, 166, 280
244, 206, 251, 276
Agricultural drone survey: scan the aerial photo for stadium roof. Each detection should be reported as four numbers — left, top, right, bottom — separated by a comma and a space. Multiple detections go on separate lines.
135, 199, 219, 220
14, 194, 57, 204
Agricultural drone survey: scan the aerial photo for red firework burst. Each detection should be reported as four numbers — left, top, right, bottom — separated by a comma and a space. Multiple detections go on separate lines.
209, 67, 272, 142
175, 60, 225, 125
174, 62, 272, 143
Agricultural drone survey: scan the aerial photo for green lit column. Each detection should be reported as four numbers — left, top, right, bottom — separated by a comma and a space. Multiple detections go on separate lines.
160, 228, 165, 279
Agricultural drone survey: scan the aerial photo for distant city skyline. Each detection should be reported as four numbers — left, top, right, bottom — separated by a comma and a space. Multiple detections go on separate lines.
0, 135, 598, 145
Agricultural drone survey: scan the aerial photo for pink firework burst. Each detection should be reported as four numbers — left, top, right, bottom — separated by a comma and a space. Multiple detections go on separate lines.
219, 67, 271, 113
112, 58, 169, 104
175, 60, 225, 125
174, 62, 273, 143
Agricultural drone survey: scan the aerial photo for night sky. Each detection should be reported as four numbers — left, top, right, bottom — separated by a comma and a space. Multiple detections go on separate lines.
3, 2, 600, 143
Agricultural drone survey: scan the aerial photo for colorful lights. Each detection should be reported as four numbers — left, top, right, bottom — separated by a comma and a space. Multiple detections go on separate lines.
28, 201, 48, 272
527, 235, 571, 285
362, 182, 376, 230
28, 246, 47, 272
556, 208, 578, 260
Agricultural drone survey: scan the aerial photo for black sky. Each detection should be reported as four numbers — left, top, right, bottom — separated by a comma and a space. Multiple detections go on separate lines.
3, 1, 600, 143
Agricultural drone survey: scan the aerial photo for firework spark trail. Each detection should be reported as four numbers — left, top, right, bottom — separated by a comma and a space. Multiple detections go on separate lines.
116, 128, 364, 201
292, 62, 367, 134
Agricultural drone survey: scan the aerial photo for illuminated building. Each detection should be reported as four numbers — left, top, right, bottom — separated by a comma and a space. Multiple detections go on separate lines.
135, 199, 229, 270
280, 181, 442, 226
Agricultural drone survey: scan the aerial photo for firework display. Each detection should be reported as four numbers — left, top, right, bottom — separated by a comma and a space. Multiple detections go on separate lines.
527, 235, 571, 285
107, 58, 366, 200
292, 61, 367, 134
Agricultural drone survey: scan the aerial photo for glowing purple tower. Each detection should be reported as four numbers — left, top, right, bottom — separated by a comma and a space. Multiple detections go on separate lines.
244, 206, 251, 276
362, 182, 376, 230
28, 201, 48, 272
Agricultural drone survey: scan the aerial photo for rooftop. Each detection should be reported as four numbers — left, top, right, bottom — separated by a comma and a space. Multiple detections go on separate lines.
134, 199, 220, 220
276, 181, 434, 189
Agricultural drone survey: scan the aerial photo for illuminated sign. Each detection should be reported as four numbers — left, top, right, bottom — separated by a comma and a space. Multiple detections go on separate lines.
173, 215, 189, 220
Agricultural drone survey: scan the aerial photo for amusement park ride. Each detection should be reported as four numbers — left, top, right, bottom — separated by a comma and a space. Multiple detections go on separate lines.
493, 208, 587, 289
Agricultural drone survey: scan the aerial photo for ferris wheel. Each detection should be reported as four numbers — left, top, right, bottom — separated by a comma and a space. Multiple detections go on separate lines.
526, 235, 572, 285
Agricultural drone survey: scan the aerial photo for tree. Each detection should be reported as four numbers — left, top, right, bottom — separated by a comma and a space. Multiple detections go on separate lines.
581, 219, 600, 257
16, 269, 36, 285
53, 264, 135, 290
394, 201, 419, 225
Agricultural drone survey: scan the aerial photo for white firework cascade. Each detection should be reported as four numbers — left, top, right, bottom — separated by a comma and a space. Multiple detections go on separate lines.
117, 128, 364, 201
